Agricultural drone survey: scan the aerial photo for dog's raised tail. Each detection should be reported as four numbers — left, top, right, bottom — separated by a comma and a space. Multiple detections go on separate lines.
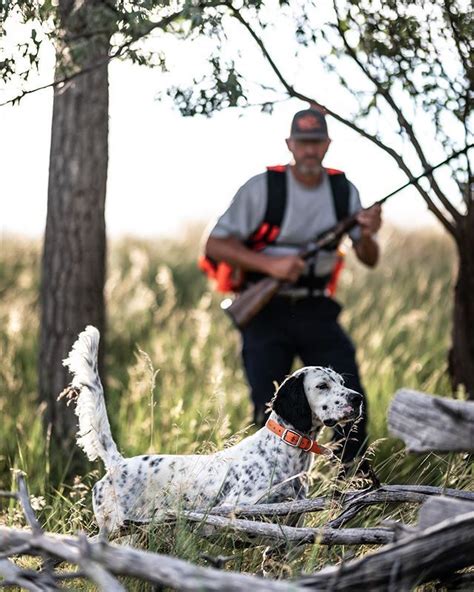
63, 325, 122, 469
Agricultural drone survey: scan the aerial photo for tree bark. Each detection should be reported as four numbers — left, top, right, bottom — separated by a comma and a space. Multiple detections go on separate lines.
39, 0, 110, 453
388, 389, 474, 452
450, 212, 474, 399
418, 496, 474, 531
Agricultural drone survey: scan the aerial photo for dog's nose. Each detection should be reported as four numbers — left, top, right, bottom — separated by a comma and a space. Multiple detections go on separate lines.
347, 391, 363, 406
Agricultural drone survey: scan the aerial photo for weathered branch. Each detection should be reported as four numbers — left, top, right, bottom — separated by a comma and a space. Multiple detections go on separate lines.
388, 389, 474, 452
76, 533, 127, 592
16, 474, 43, 536
177, 511, 395, 545
2, 477, 474, 590
205, 483, 474, 520
0, 527, 299, 591
0, 558, 59, 591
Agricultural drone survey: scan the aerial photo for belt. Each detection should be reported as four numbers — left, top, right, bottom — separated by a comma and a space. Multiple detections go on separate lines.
277, 288, 327, 299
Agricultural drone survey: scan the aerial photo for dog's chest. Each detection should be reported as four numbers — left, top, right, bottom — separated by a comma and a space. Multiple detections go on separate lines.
212, 430, 312, 504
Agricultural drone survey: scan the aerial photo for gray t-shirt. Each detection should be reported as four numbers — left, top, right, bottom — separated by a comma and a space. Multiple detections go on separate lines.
208, 167, 362, 278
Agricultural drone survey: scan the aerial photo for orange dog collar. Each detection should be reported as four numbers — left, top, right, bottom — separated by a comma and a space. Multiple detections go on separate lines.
266, 419, 329, 455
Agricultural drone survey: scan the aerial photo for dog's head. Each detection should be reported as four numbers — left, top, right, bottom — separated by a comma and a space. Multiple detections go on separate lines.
271, 367, 363, 433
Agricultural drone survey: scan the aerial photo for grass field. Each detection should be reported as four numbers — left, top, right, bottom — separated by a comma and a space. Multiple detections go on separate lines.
1, 226, 472, 588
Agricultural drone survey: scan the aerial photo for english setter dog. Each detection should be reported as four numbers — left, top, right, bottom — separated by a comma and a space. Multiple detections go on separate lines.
62, 326, 363, 536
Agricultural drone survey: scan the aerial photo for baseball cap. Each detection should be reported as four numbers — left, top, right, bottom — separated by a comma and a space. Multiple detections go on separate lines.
289, 108, 328, 140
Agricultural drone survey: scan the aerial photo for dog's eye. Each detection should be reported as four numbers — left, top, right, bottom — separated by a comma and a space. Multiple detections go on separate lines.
317, 382, 328, 390
322, 405, 328, 410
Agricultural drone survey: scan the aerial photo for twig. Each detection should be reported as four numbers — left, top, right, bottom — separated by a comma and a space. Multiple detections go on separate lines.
0, 543, 32, 559
200, 553, 236, 568
0, 558, 59, 591
0, 492, 18, 499
15, 474, 43, 536
53, 569, 86, 581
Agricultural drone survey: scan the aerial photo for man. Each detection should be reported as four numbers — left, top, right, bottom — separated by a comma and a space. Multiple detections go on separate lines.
204, 107, 382, 466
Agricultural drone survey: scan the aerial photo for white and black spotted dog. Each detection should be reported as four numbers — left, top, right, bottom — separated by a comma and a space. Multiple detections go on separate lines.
62, 326, 363, 536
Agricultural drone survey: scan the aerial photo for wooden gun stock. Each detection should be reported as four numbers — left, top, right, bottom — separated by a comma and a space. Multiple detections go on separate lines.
224, 276, 282, 328
225, 217, 357, 329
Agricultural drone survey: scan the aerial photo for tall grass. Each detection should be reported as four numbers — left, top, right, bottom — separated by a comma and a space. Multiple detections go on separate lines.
0, 226, 471, 587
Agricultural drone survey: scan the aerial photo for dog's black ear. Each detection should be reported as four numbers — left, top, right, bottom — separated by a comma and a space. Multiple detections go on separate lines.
272, 373, 312, 433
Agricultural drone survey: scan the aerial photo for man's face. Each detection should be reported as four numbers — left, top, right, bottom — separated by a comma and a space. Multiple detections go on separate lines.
286, 137, 331, 177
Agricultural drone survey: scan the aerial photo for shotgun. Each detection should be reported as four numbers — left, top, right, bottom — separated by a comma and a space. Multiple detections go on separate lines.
222, 145, 472, 329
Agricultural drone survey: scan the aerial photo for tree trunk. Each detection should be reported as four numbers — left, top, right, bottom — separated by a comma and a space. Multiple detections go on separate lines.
450, 211, 474, 399
39, 0, 110, 457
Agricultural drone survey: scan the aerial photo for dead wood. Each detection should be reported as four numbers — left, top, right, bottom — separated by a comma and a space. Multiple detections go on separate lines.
417, 496, 474, 530
178, 511, 395, 545
296, 510, 474, 590
2, 464, 473, 591
0, 527, 300, 591
197, 484, 474, 531
0, 558, 59, 592
388, 389, 474, 452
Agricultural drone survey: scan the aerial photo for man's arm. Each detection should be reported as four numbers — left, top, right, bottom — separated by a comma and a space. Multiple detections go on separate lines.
353, 204, 382, 267
205, 236, 305, 283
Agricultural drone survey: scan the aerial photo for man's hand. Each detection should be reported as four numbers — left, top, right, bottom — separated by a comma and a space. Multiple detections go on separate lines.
353, 204, 382, 267
205, 236, 306, 281
356, 204, 382, 237
264, 255, 306, 282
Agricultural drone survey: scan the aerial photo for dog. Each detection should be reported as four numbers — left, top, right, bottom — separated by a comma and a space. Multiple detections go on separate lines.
62, 325, 363, 536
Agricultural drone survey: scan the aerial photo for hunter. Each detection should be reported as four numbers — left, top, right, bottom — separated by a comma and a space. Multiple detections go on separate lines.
202, 107, 382, 469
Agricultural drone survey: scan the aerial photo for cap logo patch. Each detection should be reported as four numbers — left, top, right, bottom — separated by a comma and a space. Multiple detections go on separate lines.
297, 114, 322, 131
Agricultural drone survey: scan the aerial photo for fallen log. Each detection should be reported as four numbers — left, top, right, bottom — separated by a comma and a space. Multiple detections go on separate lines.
417, 496, 474, 530
296, 510, 474, 591
388, 389, 474, 452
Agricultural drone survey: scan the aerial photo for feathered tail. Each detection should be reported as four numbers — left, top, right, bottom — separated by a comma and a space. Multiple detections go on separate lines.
62, 326, 123, 469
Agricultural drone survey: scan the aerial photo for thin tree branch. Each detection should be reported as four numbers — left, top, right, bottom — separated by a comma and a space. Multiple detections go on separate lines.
331, 0, 461, 223
1, 1, 227, 108
77, 533, 126, 592
0, 558, 56, 592
229, 4, 457, 236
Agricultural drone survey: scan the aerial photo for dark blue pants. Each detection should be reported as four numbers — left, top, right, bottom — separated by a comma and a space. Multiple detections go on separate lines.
240, 295, 368, 463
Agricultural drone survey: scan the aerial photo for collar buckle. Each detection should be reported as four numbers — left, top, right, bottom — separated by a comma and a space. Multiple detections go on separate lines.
282, 428, 303, 447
